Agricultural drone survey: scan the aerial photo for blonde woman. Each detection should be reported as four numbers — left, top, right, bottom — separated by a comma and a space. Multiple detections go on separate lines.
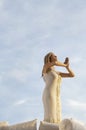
42, 52, 75, 124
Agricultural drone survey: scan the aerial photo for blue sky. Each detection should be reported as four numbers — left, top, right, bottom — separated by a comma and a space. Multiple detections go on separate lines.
0, 0, 86, 124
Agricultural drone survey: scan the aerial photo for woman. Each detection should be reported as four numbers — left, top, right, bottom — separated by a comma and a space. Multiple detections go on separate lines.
42, 52, 75, 124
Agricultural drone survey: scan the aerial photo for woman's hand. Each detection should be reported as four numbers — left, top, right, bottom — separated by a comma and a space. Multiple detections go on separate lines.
64, 57, 69, 68
58, 57, 75, 77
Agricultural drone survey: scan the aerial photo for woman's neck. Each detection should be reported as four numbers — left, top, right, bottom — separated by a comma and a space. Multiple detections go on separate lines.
50, 66, 55, 70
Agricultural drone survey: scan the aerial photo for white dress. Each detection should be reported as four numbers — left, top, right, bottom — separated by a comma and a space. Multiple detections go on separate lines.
42, 70, 62, 124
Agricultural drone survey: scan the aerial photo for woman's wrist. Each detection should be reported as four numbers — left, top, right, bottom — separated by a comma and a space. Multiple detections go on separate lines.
66, 66, 69, 69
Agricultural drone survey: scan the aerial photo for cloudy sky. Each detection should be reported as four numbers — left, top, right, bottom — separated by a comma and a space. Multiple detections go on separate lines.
0, 0, 86, 125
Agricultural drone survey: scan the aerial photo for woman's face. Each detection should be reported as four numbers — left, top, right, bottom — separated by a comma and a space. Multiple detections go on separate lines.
50, 53, 57, 62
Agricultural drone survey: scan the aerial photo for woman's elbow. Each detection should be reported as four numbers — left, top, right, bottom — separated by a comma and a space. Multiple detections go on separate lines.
71, 73, 75, 77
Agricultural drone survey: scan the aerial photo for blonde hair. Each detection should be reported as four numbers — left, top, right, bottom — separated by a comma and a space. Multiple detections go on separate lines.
42, 52, 54, 76
44, 52, 54, 64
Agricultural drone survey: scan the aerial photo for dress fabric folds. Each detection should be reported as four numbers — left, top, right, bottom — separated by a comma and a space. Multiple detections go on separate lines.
42, 70, 62, 124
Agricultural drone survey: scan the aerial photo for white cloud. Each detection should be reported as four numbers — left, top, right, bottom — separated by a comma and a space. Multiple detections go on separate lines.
71, 57, 83, 64
67, 99, 86, 111
0, 0, 3, 7
13, 97, 40, 107
13, 99, 28, 106
7, 69, 29, 83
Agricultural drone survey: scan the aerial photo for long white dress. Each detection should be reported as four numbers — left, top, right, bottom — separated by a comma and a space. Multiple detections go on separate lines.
42, 70, 62, 124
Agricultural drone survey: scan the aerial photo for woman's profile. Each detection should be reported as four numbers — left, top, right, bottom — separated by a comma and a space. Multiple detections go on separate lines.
42, 52, 75, 124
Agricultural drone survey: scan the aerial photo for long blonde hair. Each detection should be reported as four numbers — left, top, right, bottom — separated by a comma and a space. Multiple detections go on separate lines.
42, 52, 54, 76
44, 52, 54, 64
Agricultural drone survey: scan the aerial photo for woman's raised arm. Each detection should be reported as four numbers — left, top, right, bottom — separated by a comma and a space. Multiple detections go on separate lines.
58, 57, 75, 78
